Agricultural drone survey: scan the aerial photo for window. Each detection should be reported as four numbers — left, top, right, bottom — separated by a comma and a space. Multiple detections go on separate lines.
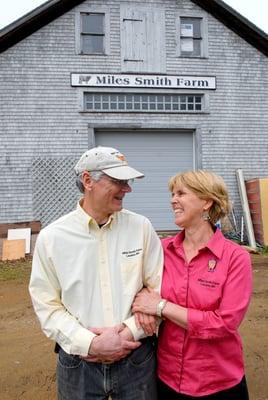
176, 12, 208, 58
75, 7, 110, 55
81, 13, 105, 54
84, 93, 204, 112
180, 17, 202, 57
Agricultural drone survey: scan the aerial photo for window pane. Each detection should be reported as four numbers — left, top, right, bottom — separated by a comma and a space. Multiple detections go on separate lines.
81, 14, 104, 34
192, 39, 201, 56
85, 94, 93, 102
82, 36, 104, 53
181, 18, 201, 38
86, 102, 93, 110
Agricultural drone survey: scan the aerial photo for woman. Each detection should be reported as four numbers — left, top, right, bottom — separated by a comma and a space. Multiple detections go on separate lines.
133, 170, 252, 399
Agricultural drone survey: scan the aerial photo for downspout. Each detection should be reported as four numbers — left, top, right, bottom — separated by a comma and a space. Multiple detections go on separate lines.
236, 169, 256, 249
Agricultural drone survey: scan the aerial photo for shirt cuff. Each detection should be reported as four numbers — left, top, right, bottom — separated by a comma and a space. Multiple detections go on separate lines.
123, 316, 146, 341
70, 328, 97, 356
187, 308, 204, 336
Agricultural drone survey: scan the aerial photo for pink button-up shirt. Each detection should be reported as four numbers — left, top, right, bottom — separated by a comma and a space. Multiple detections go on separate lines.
158, 229, 252, 396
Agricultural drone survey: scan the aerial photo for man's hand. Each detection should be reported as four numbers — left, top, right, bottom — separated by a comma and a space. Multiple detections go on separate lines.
81, 325, 140, 363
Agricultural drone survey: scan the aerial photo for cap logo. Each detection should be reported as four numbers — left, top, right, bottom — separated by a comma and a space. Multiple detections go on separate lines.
116, 154, 126, 162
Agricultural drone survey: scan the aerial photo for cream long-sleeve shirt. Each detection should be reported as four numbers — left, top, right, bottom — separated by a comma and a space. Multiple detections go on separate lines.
29, 202, 163, 356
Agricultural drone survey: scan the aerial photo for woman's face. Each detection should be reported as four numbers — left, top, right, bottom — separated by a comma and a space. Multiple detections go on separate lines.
171, 184, 210, 228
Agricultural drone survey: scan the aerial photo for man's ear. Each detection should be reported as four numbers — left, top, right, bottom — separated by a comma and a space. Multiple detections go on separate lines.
81, 171, 93, 191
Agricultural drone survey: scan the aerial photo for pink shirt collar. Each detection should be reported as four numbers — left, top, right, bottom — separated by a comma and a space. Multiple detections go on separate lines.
167, 228, 225, 259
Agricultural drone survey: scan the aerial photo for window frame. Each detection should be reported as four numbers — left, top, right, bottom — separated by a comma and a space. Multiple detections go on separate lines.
176, 11, 208, 58
75, 6, 110, 56
79, 88, 209, 114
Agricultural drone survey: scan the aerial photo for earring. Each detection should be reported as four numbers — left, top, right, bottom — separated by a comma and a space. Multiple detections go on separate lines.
202, 211, 211, 221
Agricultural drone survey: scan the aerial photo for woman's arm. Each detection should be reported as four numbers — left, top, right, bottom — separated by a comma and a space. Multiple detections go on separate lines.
132, 288, 187, 329
133, 248, 252, 338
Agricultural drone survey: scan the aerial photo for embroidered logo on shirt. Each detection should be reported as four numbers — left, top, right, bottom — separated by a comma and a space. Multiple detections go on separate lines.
198, 278, 220, 288
122, 248, 142, 258
208, 259, 217, 272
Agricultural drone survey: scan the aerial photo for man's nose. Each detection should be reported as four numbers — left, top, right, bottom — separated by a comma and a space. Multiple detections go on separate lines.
122, 183, 132, 192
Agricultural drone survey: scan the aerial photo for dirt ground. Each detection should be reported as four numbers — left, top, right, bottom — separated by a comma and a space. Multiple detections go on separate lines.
0, 254, 267, 400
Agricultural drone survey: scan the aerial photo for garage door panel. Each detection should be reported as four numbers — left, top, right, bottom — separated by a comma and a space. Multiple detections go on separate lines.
96, 129, 194, 230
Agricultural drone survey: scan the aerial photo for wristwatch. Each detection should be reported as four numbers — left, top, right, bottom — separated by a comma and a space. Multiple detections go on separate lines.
156, 299, 167, 318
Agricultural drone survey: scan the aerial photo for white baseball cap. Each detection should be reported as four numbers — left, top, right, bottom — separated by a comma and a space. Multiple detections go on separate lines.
74, 146, 144, 180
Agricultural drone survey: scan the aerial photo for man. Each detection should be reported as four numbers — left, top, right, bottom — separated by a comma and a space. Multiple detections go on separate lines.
29, 146, 163, 400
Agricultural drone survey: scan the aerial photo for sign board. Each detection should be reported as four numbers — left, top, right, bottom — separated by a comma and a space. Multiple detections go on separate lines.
71, 74, 216, 90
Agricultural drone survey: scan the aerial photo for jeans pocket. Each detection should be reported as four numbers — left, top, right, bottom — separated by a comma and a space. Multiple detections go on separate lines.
128, 340, 155, 367
58, 349, 82, 369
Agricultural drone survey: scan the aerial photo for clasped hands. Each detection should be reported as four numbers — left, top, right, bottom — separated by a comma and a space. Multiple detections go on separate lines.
82, 288, 161, 364
81, 324, 139, 363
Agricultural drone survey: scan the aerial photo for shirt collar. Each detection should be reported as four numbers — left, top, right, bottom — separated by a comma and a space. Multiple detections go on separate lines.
205, 228, 225, 258
167, 228, 225, 259
76, 198, 115, 229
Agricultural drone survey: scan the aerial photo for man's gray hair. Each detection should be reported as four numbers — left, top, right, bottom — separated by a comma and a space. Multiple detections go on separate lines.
76, 170, 104, 193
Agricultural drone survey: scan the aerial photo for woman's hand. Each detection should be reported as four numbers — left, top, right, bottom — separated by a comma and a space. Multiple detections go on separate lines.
132, 287, 161, 315
134, 312, 158, 336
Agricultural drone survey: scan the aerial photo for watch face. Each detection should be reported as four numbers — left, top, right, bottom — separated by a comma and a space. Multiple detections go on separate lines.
157, 299, 167, 317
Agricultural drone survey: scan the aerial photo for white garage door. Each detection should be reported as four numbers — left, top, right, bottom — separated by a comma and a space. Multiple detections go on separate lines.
96, 129, 194, 230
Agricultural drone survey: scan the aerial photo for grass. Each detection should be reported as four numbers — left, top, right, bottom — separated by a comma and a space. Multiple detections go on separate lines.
0, 256, 32, 282
261, 245, 268, 254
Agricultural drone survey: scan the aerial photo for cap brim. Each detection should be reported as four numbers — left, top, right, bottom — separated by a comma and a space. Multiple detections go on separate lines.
102, 165, 144, 179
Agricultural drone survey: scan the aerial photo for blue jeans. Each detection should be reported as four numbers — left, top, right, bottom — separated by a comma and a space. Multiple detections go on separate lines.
57, 338, 157, 400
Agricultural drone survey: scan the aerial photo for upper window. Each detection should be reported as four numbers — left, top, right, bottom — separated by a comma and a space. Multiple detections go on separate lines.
75, 7, 110, 55
176, 12, 208, 58
81, 13, 105, 54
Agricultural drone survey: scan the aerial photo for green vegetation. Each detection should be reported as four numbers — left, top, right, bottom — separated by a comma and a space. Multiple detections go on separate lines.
0, 257, 32, 282
261, 245, 268, 254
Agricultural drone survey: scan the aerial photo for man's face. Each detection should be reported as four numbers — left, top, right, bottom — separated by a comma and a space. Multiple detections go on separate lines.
90, 174, 132, 217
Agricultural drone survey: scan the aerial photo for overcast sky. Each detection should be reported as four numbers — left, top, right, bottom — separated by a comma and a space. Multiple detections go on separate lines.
0, 0, 267, 33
